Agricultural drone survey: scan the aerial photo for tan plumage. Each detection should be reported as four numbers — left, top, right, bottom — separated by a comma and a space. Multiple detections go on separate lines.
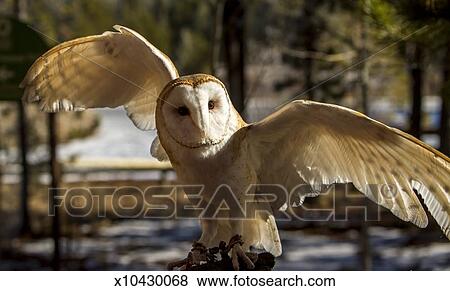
20, 25, 178, 130
21, 26, 450, 269
244, 101, 450, 237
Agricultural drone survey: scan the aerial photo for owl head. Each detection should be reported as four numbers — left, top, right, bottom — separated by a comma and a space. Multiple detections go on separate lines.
156, 74, 242, 152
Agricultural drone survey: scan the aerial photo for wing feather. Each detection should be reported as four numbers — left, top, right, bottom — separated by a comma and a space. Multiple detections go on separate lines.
245, 100, 449, 237
20, 25, 178, 130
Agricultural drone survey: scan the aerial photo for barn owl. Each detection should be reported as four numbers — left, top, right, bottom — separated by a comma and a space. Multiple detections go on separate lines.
21, 26, 450, 270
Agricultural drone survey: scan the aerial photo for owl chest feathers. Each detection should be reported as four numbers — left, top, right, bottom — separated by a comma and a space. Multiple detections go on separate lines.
168, 131, 256, 202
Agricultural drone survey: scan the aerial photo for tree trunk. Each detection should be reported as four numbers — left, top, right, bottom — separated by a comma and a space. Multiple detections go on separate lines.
439, 43, 450, 155
14, 0, 31, 236
303, 1, 316, 101
48, 113, 61, 270
358, 3, 371, 270
407, 42, 424, 138
359, 4, 369, 114
17, 101, 31, 236
223, 0, 245, 114
210, 0, 224, 75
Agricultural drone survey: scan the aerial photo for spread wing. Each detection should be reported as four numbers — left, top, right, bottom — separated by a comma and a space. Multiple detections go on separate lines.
244, 100, 450, 238
20, 25, 178, 130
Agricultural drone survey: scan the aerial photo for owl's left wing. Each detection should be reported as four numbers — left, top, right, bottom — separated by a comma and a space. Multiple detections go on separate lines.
243, 100, 450, 238
20, 25, 178, 130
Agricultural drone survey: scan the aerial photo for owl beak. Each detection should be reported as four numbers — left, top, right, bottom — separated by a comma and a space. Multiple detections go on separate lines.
191, 107, 209, 138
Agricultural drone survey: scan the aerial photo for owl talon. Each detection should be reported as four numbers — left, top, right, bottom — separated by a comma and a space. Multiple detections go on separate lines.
167, 241, 208, 270
191, 241, 208, 264
231, 244, 256, 270
228, 235, 256, 270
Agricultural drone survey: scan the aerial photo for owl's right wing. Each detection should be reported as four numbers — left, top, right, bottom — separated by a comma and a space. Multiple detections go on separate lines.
20, 25, 178, 130
242, 100, 450, 238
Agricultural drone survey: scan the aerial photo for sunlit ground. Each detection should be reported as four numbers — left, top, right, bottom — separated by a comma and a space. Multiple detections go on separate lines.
1, 219, 449, 271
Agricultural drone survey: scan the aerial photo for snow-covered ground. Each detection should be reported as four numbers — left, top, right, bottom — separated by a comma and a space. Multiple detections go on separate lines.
57, 108, 158, 160
6, 219, 450, 271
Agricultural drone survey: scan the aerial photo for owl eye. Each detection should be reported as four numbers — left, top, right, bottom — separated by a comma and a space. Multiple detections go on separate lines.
177, 106, 189, 116
208, 100, 215, 110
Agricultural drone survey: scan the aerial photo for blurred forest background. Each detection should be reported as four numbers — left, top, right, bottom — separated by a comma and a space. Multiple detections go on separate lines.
0, 0, 449, 270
